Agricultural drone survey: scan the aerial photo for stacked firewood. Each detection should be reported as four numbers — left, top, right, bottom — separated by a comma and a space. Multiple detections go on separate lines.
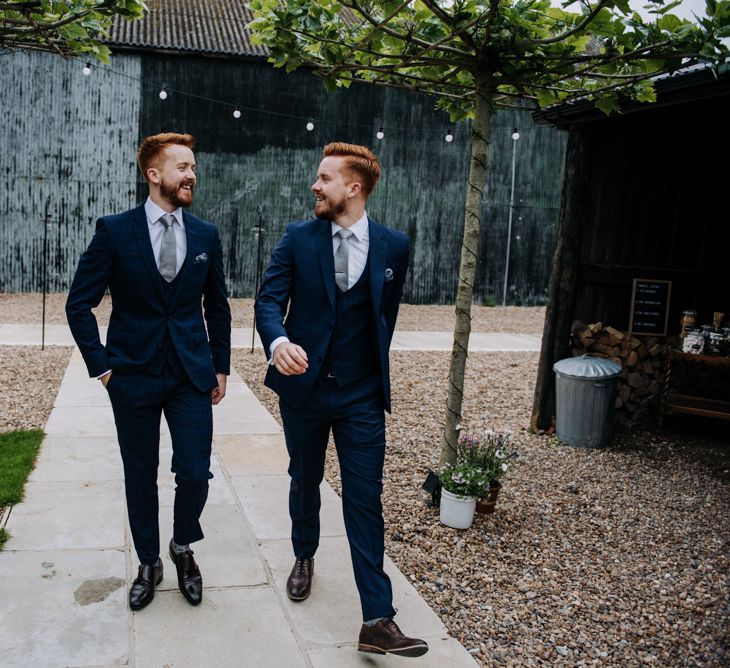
570, 321, 666, 428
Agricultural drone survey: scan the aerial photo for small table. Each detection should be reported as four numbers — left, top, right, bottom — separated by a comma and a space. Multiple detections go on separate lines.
659, 350, 730, 425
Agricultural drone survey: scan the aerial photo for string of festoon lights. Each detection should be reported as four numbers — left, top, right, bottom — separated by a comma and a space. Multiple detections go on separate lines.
79, 57, 540, 143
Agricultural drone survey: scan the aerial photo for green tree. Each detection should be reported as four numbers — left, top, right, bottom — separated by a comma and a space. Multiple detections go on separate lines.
0, 0, 147, 62
250, 0, 729, 465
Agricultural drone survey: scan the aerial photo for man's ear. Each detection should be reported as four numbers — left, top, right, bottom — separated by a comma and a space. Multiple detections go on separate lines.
347, 181, 362, 199
146, 167, 160, 185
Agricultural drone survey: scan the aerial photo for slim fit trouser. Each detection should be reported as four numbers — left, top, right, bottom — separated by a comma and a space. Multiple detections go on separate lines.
280, 374, 395, 621
107, 364, 213, 565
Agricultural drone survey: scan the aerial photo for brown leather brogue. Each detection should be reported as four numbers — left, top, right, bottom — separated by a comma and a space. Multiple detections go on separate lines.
286, 557, 314, 601
358, 618, 429, 657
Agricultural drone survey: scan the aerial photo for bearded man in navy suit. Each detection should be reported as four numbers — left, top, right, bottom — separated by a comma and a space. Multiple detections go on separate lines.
255, 143, 427, 657
66, 133, 231, 611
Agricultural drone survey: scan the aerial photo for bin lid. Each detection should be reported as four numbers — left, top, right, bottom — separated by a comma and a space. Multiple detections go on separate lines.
553, 354, 621, 379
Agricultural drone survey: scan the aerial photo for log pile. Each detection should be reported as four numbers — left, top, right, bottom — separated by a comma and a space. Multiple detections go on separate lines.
570, 321, 666, 429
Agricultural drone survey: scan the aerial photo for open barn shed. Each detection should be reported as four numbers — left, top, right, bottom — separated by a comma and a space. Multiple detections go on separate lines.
530, 63, 730, 432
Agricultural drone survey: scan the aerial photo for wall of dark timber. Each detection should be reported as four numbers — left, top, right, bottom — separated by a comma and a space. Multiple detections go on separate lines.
0, 50, 566, 304
569, 92, 730, 331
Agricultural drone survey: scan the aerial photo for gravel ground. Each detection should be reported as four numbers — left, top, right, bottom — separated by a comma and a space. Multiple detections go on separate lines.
2, 295, 728, 666
0, 293, 546, 335
0, 346, 72, 432
234, 348, 730, 667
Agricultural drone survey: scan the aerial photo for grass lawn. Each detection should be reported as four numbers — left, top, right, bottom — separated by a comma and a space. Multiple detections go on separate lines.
0, 429, 44, 548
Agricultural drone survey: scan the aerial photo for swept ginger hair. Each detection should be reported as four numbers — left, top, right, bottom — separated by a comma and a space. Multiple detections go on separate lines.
137, 133, 196, 181
323, 142, 381, 196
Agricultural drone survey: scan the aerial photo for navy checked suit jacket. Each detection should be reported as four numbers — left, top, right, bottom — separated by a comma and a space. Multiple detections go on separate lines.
66, 203, 231, 392
254, 217, 409, 412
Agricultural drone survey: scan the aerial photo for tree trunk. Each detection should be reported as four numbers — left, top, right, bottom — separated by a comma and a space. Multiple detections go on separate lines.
440, 79, 493, 466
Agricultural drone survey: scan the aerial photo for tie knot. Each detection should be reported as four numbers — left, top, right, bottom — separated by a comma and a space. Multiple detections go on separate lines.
159, 214, 176, 229
337, 228, 353, 240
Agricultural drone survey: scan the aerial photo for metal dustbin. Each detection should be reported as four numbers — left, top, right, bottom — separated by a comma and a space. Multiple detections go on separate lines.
553, 355, 622, 448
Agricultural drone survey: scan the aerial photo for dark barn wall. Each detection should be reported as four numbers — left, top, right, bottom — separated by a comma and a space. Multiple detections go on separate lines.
572, 92, 730, 331
1, 50, 566, 304
0, 51, 140, 294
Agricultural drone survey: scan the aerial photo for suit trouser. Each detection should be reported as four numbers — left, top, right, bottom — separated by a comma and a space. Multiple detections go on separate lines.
106, 364, 213, 565
279, 374, 396, 621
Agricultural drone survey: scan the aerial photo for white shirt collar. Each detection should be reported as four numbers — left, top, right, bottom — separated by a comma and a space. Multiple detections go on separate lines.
145, 197, 184, 227
331, 212, 368, 241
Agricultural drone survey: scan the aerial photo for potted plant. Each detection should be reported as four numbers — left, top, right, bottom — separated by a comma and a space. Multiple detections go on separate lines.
456, 428, 515, 514
437, 459, 490, 530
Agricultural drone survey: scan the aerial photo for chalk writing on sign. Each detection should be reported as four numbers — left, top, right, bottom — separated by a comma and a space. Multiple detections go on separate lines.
629, 279, 672, 336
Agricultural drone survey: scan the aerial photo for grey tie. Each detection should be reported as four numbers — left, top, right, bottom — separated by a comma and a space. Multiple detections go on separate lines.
158, 214, 177, 282
334, 228, 353, 292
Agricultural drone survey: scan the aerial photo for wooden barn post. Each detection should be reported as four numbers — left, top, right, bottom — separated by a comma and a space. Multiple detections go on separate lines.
531, 126, 592, 432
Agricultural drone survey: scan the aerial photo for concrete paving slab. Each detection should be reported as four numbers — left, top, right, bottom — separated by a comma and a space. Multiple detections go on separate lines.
133, 588, 307, 668
389, 330, 540, 351
230, 327, 262, 349
5, 481, 126, 551
29, 436, 123, 482
214, 433, 290, 476
213, 392, 282, 434
260, 536, 445, 648
0, 549, 128, 668
54, 377, 114, 407
231, 475, 346, 541
44, 405, 117, 437
155, 504, 267, 590
307, 637, 478, 667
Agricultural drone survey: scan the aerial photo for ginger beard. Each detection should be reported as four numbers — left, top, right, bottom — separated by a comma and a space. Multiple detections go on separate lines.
159, 175, 195, 209
314, 194, 347, 221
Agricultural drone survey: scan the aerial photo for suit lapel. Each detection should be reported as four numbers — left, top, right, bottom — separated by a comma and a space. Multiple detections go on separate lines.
368, 218, 386, 318
316, 219, 336, 311
131, 204, 165, 302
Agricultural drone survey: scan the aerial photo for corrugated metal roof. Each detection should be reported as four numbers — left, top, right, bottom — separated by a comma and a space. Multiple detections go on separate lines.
106, 0, 268, 58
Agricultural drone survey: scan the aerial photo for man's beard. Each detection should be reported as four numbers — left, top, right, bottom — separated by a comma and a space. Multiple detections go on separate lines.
315, 197, 346, 221
160, 178, 194, 208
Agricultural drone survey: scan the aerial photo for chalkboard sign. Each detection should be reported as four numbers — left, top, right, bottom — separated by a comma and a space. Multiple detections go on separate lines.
629, 279, 672, 336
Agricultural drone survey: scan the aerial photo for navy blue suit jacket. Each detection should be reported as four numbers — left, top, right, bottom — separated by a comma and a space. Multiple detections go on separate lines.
255, 217, 409, 412
66, 204, 231, 392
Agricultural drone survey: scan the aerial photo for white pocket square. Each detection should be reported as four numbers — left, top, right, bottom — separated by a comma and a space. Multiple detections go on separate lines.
194, 253, 208, 264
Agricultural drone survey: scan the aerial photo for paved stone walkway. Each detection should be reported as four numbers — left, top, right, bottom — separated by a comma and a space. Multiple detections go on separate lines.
0, 323, 541, 352
0, 347, 479, 667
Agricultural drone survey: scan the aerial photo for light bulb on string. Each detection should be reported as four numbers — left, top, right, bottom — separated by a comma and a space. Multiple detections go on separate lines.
233, 106, 241, 119
445, 128, 454, 143
376, 127, 385, 140
306, 119, 314, 131
511, 128, 520, 141
82, 63, 92, 76
159, 86, 168, 100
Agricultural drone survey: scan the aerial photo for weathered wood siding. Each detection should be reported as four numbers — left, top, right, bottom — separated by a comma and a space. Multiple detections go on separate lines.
1, 50, 566, 304
0, 51, 140, 294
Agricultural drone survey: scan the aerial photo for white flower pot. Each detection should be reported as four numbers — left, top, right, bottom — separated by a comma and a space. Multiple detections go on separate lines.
439, 489, 477, 529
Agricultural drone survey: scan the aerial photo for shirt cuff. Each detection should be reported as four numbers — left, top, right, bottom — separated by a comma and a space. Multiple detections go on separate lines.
269, 337, 290, 365
97, 370, 112, 380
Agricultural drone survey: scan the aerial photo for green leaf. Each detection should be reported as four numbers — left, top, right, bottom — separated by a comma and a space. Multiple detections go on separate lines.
595, 93, 619, 115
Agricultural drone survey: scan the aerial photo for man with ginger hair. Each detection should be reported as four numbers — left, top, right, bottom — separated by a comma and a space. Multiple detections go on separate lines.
255, 142, 427, 657
66, 133, 230, 611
